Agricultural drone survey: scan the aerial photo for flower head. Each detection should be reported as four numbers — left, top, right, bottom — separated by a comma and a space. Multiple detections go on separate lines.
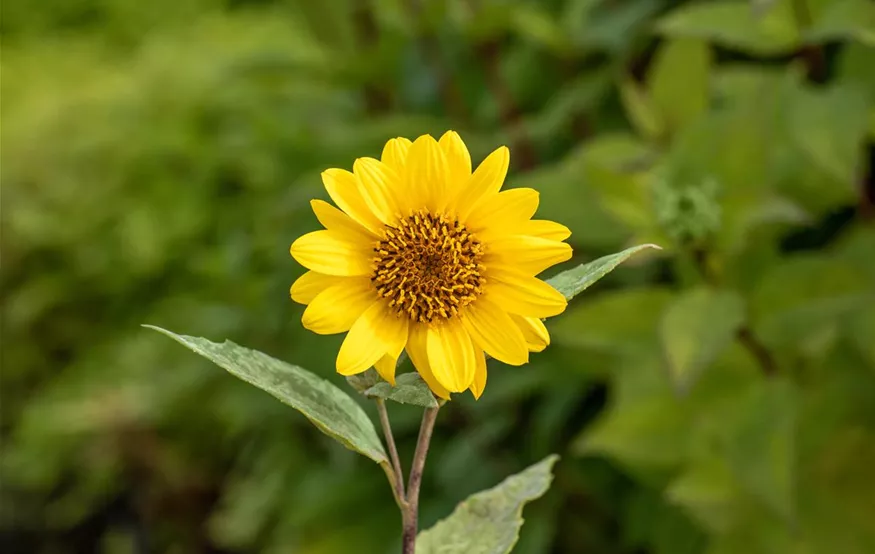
290, 132, 572, 399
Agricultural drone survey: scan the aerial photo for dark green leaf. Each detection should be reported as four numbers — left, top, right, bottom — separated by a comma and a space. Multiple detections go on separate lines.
416, 455, 559, 554
144, 326, 387, 464
364, 372, 438, 408
547, 244, 662, 301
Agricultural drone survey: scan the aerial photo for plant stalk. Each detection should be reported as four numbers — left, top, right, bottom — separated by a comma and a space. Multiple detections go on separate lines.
376, 398, 406, 501
401, 406, 440, 554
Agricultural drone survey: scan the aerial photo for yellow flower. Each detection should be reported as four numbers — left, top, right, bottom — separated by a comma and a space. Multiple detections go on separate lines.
290, 132, 572, 399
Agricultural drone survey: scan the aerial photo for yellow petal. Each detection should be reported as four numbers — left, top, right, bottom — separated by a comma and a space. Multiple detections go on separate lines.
354, 157, 402, 225
511, 314, 550, 352
469, 348, 487, 400
519, 219, 572, 242
310, 199, 376, 240
453, 146, 509, 219
374, 354, 398, 386
336, 302, 409, 376
486, 268, 567, 318
302, 278, 375, 335
406, 323, 451, 399
438, 131, 472, 199
381, 137, 412, 174
460, 297, 528, 365
426, 320, 477, 392
322, 168, 383, 234
465, 188, 539, 240
290, 271, 346, 304
486, 235, 573, 276
290, 230, 373, 276
405, 134, 448, 212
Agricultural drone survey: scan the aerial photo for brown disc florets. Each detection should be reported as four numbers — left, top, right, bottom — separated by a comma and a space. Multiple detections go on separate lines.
372, 210, 484, 323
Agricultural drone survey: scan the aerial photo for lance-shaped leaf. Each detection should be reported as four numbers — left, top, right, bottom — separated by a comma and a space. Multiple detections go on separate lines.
660, 288, 746, 392
144, 325, 387, 465
364, 372, 438, 408
547, 244, 661, 301
416, 455, 559, 554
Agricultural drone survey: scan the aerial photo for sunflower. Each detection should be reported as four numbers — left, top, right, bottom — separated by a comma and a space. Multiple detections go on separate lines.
290, 132, 572, 399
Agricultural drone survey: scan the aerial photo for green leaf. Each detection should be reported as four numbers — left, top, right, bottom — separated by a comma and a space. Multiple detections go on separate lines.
552, 287, 674, 357
723, 379, 797, 522
416, 455, 559, 554
806, 0, 875, 46
345, 368, 382, 393
547, 244, 662, 301
660, 288, 746, 393
578, 134, 658, 232
656, 0, 799, 56
750, 255, 872, 351
143, 326, 388, 465
787, 83, 870, 186
363, 372, 438, 408
648, 38, 712, 133
666, 456, 740, 533
619, 77, 664, 140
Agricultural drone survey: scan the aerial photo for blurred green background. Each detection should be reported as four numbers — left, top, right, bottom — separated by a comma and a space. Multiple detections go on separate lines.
2, 0, 874, 552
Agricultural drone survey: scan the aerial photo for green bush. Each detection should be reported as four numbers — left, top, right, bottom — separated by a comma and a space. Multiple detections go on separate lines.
2, 0, 873, 552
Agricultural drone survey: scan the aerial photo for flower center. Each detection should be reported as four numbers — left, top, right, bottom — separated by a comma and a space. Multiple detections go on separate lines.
372, 210, 484, 323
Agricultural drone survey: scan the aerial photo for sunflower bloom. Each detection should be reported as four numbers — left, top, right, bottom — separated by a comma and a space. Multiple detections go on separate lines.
290, 132, 572, 399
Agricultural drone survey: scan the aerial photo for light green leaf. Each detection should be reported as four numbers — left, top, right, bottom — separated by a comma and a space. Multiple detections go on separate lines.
144, 325, 387, 465
416, 455, 559, 554
723, 379, 797, 522
788, 83, 870, 186
806, 0, 875, 46
578, 134, 657, 232
666, 456, 740, 533
660, 288, 746, 392
547, 244, 662, 301
656, 0, 799, 56
364, 372, 438, 408
648, 38, 712, 133
619, 77, 664, 140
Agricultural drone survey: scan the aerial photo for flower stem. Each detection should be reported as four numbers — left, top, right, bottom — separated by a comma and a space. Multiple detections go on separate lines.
401, 406, 440, 554
376, 398, 406, 501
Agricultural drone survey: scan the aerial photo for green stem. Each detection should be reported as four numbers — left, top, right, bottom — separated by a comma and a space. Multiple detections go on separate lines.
401, 406, 440, 554
376, 398, 406, 502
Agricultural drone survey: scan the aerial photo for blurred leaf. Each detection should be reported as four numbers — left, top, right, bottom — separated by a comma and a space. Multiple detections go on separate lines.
787, 83, 870, 186
144, 326, 388, 464
847, 305, 875, 369
547, 244, 662, 301
578, 134, 658, 232
509, 5, 572, 54
364, 372, 438, 408
619, 77, 664, 140
660, 288, 746, 393
806, 0, 875, 45
648, 38, 712, 134
552, 287, 674, 357
666, 456, 740, 532
656, 0, 799, 56
576, 358, 689, 473
750, 255, 872, 350
724, 379, 796, 522
416, 455, 558, 554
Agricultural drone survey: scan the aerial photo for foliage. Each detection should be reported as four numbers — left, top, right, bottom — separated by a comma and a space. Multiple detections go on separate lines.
2, 0, 874, 553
